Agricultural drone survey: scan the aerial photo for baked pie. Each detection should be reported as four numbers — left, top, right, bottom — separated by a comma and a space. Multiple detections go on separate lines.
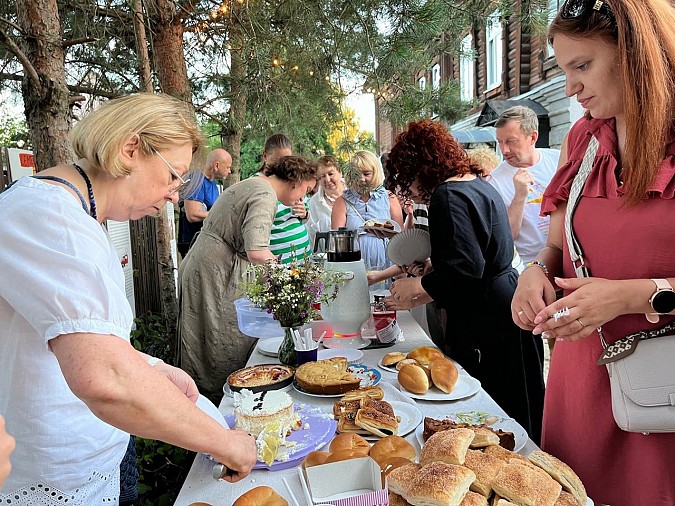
295, 358, 360, 395
227, 364, 294, 393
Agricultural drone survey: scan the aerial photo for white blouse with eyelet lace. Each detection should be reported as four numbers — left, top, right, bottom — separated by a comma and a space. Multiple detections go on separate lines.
0, 178, 132, 505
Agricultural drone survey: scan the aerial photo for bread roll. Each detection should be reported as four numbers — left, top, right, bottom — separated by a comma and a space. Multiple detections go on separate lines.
324, 449, 368, 463
328, 433, 370, 454
382, 352, 407, 367
369, 435, 416, 467
232, 486, 289, 506
398, 363, 430, 394
405, 462, 475, 506
430, 358, 459, 393
396, 358, 419, 371
301, 450, 330, 469
528, 451, 587, 505
406, 346, 445, 366
381, 456, 418, 476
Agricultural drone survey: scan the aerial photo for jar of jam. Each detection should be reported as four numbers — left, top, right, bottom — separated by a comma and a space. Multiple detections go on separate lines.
371, 296, 401, 344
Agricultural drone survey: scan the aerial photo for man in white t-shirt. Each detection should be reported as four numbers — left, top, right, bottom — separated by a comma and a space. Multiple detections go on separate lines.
489, 106, 560, 264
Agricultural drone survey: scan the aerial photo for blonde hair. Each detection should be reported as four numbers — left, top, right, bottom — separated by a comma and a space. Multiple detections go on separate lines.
70, 93, 205, 178
494, 106, 539, 136
549, 0, 675, 206
348, 151, 385, 190
467, 145, 500, 175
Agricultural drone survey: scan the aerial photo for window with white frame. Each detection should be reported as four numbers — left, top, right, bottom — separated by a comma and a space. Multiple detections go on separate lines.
418, 76, 426, 90
485, 11, 503, 90
546, 0, 563, 57
431, 63, 441, 90
460, 34, 474, 101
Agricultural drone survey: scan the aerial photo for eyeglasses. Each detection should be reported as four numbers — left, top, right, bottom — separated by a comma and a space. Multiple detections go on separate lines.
154, 149, 190, 194
560, 0, 615, 22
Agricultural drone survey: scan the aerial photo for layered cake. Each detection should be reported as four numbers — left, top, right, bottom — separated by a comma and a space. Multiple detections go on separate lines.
233, 389, 301, 437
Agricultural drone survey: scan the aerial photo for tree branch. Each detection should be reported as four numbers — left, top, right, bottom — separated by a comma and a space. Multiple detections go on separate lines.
0, 28, 41, 91
68, 84, 122, 99
62, 37, 98, 49
0, 72, 22, 81
0, 16, 23, 34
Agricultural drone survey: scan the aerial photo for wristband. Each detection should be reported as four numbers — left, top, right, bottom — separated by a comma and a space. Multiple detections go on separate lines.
525, 261, 549, 277
147, 357, 164, 367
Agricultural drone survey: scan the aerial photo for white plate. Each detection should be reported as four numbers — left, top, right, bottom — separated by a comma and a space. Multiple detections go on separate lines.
293, 364, 382, 398
414, 416, 528, 453
398, 374, 481, 401
386, 228, 431, 266
377, 357, 399, 373
361, 401, 423, 441
317, 348, 364, 363
257, 336, 283, 357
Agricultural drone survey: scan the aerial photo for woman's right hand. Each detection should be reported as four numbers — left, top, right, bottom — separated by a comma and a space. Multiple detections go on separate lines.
511, 266, 557, 330
213, 429, 257, 483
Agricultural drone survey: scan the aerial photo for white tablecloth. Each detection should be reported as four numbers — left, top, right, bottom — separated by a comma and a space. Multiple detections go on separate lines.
174, 311, 539, 506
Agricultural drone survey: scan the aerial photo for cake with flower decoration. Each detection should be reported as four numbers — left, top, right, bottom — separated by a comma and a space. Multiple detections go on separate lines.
233, 389, 301, 437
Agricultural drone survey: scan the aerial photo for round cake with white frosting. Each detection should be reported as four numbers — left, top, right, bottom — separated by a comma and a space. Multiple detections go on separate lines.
233, 389, 301, 437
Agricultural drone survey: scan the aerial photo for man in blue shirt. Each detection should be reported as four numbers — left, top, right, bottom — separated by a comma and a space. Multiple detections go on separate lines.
178, 148, 232, 256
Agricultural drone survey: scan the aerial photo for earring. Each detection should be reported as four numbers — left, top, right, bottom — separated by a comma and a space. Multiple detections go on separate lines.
126, 174, 131, 179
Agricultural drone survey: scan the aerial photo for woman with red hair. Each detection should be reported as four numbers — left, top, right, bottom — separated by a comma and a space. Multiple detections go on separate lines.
385, 119, 545, 443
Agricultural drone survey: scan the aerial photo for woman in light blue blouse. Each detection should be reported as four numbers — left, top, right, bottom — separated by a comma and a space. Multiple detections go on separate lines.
331, 150, 403, 269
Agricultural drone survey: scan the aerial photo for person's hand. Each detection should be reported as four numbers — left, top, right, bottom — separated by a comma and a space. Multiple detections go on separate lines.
291, 200, 307, 219
213, 430, 257, 483
400, 261, 426, 278
154, 362, 200, 402
0, 415, 15, 488
367, 270, 385, 286
511, 266, 557, 330
403, 198, 414, 217
369, 228, 398, 239
385, 277, 427, 310
513, 168, 535, 200
531, 277, 629, 342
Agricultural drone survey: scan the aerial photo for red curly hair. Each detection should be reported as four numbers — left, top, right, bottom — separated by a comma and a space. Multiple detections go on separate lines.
386, 119, 481, 202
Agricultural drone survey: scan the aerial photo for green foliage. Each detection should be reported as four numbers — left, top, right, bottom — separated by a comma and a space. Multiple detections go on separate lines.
0, 111, 30, 149
130, 314, 192, 505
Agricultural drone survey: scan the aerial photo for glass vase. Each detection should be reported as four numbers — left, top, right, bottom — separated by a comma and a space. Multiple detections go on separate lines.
278, 326, 300, 366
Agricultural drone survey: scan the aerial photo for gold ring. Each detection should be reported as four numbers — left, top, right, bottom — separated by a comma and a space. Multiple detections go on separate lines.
577, 318, 584, 328
517, 310, 524, 316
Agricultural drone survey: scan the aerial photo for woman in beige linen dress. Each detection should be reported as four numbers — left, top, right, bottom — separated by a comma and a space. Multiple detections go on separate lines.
178, 156, 317, 403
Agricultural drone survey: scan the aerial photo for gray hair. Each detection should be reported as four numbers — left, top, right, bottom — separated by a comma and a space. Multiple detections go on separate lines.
494, 106, 538, 135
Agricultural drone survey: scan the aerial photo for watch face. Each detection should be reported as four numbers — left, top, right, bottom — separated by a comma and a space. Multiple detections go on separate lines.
653, 290, 675, 314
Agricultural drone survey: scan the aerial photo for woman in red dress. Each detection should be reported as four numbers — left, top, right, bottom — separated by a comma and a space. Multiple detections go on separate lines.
511, 0, 675, 504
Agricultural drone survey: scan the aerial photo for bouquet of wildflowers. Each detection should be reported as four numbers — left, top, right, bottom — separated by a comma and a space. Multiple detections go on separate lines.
243, 260, 341, 328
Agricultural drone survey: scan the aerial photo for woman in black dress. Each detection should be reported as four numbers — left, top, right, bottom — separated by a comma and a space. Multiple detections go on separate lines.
384, 119, 544, 443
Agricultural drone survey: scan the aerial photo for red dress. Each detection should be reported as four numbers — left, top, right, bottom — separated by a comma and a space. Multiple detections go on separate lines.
541, 117, 675, 505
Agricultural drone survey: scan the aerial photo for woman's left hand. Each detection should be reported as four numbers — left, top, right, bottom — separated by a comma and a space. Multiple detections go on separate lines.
385, 277, 429, 309
532, 277, 629, 341
155, 362, 200, 402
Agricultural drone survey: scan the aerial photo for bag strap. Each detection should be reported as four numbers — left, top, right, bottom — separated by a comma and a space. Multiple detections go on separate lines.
597, 320, 675, 365
564, 135, 599, 278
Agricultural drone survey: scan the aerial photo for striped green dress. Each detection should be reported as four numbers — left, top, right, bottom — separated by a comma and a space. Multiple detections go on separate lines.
269, 200, 312, 263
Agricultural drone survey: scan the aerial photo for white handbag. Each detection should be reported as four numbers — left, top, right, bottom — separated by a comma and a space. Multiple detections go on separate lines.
565, 136, 675, 434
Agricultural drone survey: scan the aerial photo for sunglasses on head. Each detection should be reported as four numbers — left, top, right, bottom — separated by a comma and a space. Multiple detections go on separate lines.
560, 0, 615, 21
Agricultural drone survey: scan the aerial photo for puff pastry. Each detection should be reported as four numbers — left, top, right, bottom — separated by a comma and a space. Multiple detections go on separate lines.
419, 428, 475, 466
528, 451, 587, 506
492, 461, 562, 506
354, 406, 398, 437
405, 462, 475, 506
462, 449, 505, 497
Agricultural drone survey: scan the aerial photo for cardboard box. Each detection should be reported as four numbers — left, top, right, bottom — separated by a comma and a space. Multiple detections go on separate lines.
300, 457, 389, 505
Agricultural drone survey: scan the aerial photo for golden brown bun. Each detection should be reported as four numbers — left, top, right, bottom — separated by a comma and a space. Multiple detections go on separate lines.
461, 491, 490, 506
369, 435, 416, 467
398, 363, 430, 394
419, 428, 475, 466
389, 492, 411, 506
301, 450, 330, 469
430, 358, 459, 393
381, 456, 418, 476
396, 358, 420, 371
324, 449, 368, 463
405, 462, 475, 506
406, 346, 445, 366
328, 433, 370, 454
232, 486, 289, 506
382, 352, 407, 366
492, 461, 562, 506
528, 450, 587, 506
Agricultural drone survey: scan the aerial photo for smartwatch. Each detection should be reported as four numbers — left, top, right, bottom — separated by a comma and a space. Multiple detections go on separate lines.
646, 279, 675, 323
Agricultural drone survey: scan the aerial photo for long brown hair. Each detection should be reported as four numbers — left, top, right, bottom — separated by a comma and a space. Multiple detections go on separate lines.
549, 0, 675, 206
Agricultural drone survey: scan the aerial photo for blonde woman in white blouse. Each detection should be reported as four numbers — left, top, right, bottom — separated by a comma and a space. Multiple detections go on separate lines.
307, 155, 345, 249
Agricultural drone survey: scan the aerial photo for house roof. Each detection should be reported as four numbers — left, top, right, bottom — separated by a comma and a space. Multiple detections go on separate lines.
475, 99, 550, 127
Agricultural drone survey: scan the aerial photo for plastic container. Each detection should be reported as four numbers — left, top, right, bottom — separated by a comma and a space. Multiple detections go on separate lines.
234, 298, 284, 339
